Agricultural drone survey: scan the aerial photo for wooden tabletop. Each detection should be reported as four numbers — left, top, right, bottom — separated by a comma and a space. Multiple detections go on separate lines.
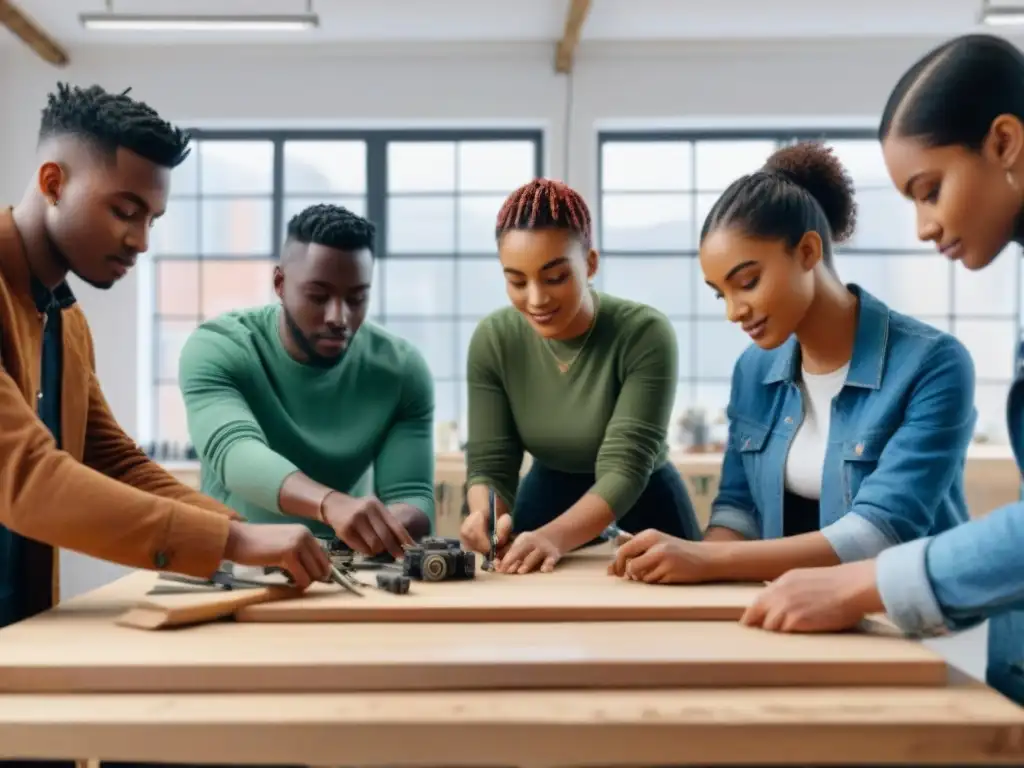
1, 683, 1023, 765
0, 545, 1021, 765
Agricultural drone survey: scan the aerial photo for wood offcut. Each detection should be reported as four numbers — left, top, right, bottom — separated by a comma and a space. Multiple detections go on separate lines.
0, 0, 67, 66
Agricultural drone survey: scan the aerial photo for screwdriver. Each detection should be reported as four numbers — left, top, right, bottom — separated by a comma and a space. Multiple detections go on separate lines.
484, 487, 498, 571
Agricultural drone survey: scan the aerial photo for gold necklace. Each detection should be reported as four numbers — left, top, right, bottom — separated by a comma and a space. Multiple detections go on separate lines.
545, 293, 600, 374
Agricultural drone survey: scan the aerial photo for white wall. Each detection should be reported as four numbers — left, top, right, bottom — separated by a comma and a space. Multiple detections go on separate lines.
0, 36, 988, 600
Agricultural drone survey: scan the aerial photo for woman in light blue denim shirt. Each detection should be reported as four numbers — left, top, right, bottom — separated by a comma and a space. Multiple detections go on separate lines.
741, 33, 1024, 707
610, 141, 974, 584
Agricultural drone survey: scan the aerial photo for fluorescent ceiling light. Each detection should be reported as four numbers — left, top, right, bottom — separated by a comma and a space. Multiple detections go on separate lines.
79, 14, 319, 32
981, 6, 1024, 25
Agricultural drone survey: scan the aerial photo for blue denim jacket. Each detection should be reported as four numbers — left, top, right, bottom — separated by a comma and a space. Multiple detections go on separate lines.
877, 365, 1024, 705
709, 285, 975, 560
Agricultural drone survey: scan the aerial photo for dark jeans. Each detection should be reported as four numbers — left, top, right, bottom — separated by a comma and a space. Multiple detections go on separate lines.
512, 459, 703, 544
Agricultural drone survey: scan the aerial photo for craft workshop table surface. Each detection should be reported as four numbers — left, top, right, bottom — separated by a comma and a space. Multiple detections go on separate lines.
0, 569, 952, 692
2, 682, 1024, 765
0, 548, 1022, 766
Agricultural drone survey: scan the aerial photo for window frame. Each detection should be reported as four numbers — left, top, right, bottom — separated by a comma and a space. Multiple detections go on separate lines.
143, 127, 544, 450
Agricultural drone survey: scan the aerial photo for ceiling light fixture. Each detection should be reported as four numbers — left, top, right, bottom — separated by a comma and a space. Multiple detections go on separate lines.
79, 0, 319, 32
979, 1, 1024, 25
79, 13, 318, 31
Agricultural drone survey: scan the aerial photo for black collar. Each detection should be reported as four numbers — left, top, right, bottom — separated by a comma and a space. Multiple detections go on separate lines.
30, 274, 76, 314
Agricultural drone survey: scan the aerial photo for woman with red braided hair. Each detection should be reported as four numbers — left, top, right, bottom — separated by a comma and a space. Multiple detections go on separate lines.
458, 178, 702, 575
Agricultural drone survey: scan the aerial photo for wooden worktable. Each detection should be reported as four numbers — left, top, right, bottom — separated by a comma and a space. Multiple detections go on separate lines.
1, 682, 1024, 766
1, 546, 1023, 765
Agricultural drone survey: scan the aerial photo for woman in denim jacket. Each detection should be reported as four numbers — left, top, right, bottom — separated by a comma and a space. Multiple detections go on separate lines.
740, 33, 1024, 707
610, 141, 975, 585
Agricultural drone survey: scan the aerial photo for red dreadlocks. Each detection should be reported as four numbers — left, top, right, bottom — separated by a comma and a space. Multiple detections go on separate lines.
494, 178, 593, 249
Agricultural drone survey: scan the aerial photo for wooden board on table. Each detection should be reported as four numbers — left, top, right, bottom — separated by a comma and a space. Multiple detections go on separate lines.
114, 572, 299, 630
236, 547, 766, 623
0, 572, 948, 693
1, 683, 1021, 765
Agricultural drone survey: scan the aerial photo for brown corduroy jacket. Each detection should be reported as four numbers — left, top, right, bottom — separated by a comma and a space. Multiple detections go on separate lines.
0, 206, 242, 615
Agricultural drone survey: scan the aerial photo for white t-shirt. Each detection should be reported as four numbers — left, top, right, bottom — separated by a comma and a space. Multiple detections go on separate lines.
783, 362, 850, 500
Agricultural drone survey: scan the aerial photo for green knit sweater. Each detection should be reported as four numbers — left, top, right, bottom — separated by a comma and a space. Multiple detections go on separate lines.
178, 304, 435, 535
465, 292, 678, 518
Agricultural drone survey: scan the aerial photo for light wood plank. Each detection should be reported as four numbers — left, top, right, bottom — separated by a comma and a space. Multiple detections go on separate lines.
0, 686, 1022, 765
0, 595, 948, 693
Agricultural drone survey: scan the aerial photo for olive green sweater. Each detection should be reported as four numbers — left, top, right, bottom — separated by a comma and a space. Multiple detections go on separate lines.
465, 292, 678, 518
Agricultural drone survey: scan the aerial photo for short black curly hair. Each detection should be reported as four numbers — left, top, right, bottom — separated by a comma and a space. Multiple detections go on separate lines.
38, 82, 191, 168
700, 141, 857, 268
285, 203, 377, 255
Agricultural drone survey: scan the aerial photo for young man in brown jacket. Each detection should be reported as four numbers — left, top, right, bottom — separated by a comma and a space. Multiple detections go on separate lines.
0, 82, 333, 632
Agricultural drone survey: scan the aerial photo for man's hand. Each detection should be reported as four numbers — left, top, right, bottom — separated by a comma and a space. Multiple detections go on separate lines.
460, 507, 513, 556
496, 529, 561, 574
321, 492, 414, 559
223, 521, 332, 589
740, 560, 884, 633
607, 529, 723, 584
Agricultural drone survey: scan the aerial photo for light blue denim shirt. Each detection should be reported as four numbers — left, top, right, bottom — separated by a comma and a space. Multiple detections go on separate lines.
877, 364, 1024, 705
709, 285, 975, 558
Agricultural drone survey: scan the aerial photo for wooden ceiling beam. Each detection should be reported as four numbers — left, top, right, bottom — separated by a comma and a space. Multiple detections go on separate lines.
554, 0, 591, 74
0, 0, 68, 67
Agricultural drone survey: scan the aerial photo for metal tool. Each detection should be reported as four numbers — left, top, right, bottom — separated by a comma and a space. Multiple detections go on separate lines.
482, 487, 498, 571
147, 570, 273, 595
329, 564, 366, 597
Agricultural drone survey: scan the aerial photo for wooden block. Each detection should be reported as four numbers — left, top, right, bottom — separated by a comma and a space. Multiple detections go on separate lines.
116, 581, 300, 630
0, 684, 1020, 766
235, 555, 763, 624
0, 595, 948, 693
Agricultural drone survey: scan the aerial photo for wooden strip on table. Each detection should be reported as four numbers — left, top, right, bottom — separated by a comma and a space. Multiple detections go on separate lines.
117, 581, 299, 629
0, 685, 1021, 765
0, 600, 948, 692
234, 563, 763, 623
117, 547, 767, 628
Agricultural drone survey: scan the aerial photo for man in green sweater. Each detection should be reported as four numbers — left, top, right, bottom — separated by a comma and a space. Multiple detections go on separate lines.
178, 204, 434, 557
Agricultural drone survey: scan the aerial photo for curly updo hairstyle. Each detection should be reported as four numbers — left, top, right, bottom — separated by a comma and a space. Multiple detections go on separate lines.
699, 141, 857, 268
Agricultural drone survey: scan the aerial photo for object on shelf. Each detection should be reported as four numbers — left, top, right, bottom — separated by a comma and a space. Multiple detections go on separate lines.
708, 408, 728, 452
435, 420, 461, 452
678, 407, 709, 453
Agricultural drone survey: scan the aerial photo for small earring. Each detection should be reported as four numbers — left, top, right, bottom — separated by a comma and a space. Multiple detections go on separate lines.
1007, 170, 1019, 191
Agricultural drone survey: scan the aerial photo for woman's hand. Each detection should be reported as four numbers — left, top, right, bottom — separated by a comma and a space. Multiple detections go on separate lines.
459, 507, 513, 556
740, 560, 884, 632
608, 529, 724, 584
495, 530, 562, 574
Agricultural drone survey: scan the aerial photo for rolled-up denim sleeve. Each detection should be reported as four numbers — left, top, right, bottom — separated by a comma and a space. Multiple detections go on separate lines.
875, 537, 948, 636
833, 335, 975, 558
877, 502, 1024, 637
822, 510, 897, 563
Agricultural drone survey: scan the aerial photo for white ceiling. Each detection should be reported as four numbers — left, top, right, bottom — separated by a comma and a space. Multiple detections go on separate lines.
0, 0, 1016, 48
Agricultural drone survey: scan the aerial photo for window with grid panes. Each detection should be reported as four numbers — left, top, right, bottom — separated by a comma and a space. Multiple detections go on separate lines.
143, 130, 543, 454
596, 130, 1022, 446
